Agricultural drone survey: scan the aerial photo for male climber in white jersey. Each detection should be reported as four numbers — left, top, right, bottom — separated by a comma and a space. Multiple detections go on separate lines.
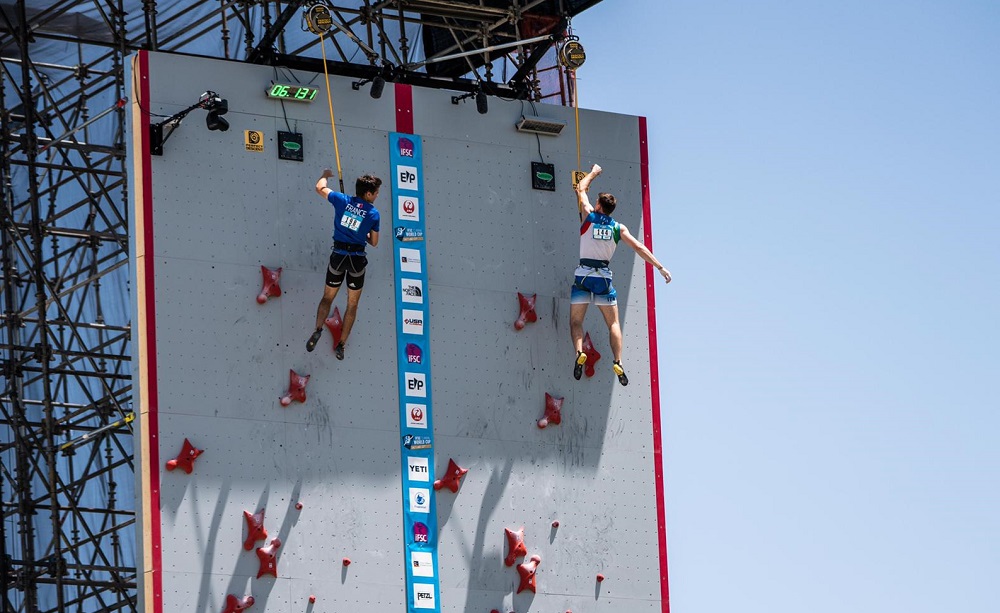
306, 169, 382, 359
571, 164, 671, 385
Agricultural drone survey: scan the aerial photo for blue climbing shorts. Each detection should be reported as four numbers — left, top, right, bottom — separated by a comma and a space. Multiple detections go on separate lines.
570, 265, 617, 306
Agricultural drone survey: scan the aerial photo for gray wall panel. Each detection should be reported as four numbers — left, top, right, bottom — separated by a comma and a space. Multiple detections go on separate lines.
131, 50, 666, 613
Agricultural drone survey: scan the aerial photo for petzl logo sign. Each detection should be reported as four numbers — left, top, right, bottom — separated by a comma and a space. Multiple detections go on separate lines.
402, 279, 423, 304
398, 195, 420, 222
405, 372, 426, 397
409, 487, 430, 513
406, 403, 427, 429
412, 521, 429, 543
400, 248, 422, 273
405, 343, 423, 364
410, 551, 434, 577
402, 309, 424, 335
397, 165, 418, 190
244, 130, 264, 152
413, 584, 436, 609
408, 456, 429, 482
398, 137, 415, 157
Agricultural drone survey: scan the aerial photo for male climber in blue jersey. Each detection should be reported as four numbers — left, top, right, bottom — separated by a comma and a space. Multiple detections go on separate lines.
306, 169, 382, 359
571, 164, 671, 385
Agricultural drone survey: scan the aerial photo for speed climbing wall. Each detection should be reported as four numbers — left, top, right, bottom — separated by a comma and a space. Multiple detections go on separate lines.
128, 50, 667, 613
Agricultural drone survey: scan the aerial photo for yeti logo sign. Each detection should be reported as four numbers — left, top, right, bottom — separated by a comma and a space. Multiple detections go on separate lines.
408, 456, 429, 482
397, 166, 418, 190
398, 137, 415, 157
413, 584, 436, 609
405, 372, 426, 397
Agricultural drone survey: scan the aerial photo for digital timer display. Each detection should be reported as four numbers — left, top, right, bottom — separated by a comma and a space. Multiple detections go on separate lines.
266, 84, 320, 102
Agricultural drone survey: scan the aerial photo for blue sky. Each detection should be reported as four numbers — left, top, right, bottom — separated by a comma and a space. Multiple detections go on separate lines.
575, 2, 999, 612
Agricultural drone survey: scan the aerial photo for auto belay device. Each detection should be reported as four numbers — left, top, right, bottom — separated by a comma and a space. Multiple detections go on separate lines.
303, 1, 333, 35
558, 35, 586, 70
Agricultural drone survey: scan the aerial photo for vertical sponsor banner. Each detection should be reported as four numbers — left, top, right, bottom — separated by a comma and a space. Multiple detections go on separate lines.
390, 132, 441, 612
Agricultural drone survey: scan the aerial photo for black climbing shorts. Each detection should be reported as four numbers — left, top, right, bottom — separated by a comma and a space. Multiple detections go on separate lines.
326, 252, 368, 289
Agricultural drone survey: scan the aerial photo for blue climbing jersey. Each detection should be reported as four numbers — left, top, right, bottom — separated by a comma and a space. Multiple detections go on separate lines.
328, 191, 381, 252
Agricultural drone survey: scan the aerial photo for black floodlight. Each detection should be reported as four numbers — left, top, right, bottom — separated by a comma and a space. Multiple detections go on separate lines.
451, 87, 488, 115
149, 90, 230, 156
204, 94, 229, 132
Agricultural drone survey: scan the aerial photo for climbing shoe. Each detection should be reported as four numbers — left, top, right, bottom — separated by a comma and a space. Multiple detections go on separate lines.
306, 328, 323, 352
613, 361, 629, 386
335, 342, 345, 361
573, 351, 587, 380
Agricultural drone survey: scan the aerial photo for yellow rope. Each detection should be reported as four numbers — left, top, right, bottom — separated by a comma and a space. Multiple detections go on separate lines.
319, 33, 345, 193
572, 69, 584, 215
573, 69, 581, 174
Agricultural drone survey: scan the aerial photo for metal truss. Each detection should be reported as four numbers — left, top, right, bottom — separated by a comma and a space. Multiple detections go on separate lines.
1, 1, 595, 611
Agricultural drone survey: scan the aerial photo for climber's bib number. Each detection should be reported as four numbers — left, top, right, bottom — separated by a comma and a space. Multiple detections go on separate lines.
340, 212, 363, 232
593, 226, 613, 241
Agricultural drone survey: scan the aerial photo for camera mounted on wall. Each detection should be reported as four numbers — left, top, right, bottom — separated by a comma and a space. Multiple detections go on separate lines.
149, 91, 229, 156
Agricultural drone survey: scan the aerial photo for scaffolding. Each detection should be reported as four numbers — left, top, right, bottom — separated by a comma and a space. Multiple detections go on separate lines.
0, 1, 597, 611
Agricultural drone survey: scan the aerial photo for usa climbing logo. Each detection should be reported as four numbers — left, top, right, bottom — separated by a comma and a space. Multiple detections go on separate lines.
406, 343, 423, 364
398, 137, 414, 157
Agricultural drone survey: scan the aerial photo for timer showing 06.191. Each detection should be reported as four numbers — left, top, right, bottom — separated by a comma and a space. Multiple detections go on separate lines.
265, 83, 320, 102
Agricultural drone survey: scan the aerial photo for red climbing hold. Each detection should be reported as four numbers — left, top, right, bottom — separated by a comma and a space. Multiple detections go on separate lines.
309, 595, 317, 604
242, 509, 267, 551
255, 537, 282, 578
433, 458, 468, 493
516, 555, 541, 594
165, 438, 203, 474
537, 393, 563, 429
295, 502, 303, 510
324, 307, 343, 350
514, 292, 538, 330
342, 557, 352, 566
596, 573, 606, 582
582, 332, 601, 378
256, 266, 282, 304
551, 520, 560, 528
504, 527, 527, 567
221, 594, 255, 613
279, 369, 310, 406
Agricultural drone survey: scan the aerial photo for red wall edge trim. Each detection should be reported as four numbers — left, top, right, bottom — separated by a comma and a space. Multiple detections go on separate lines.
137, 49, 163, 613
640, 116, 670, 613
395, 83, 413, 134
